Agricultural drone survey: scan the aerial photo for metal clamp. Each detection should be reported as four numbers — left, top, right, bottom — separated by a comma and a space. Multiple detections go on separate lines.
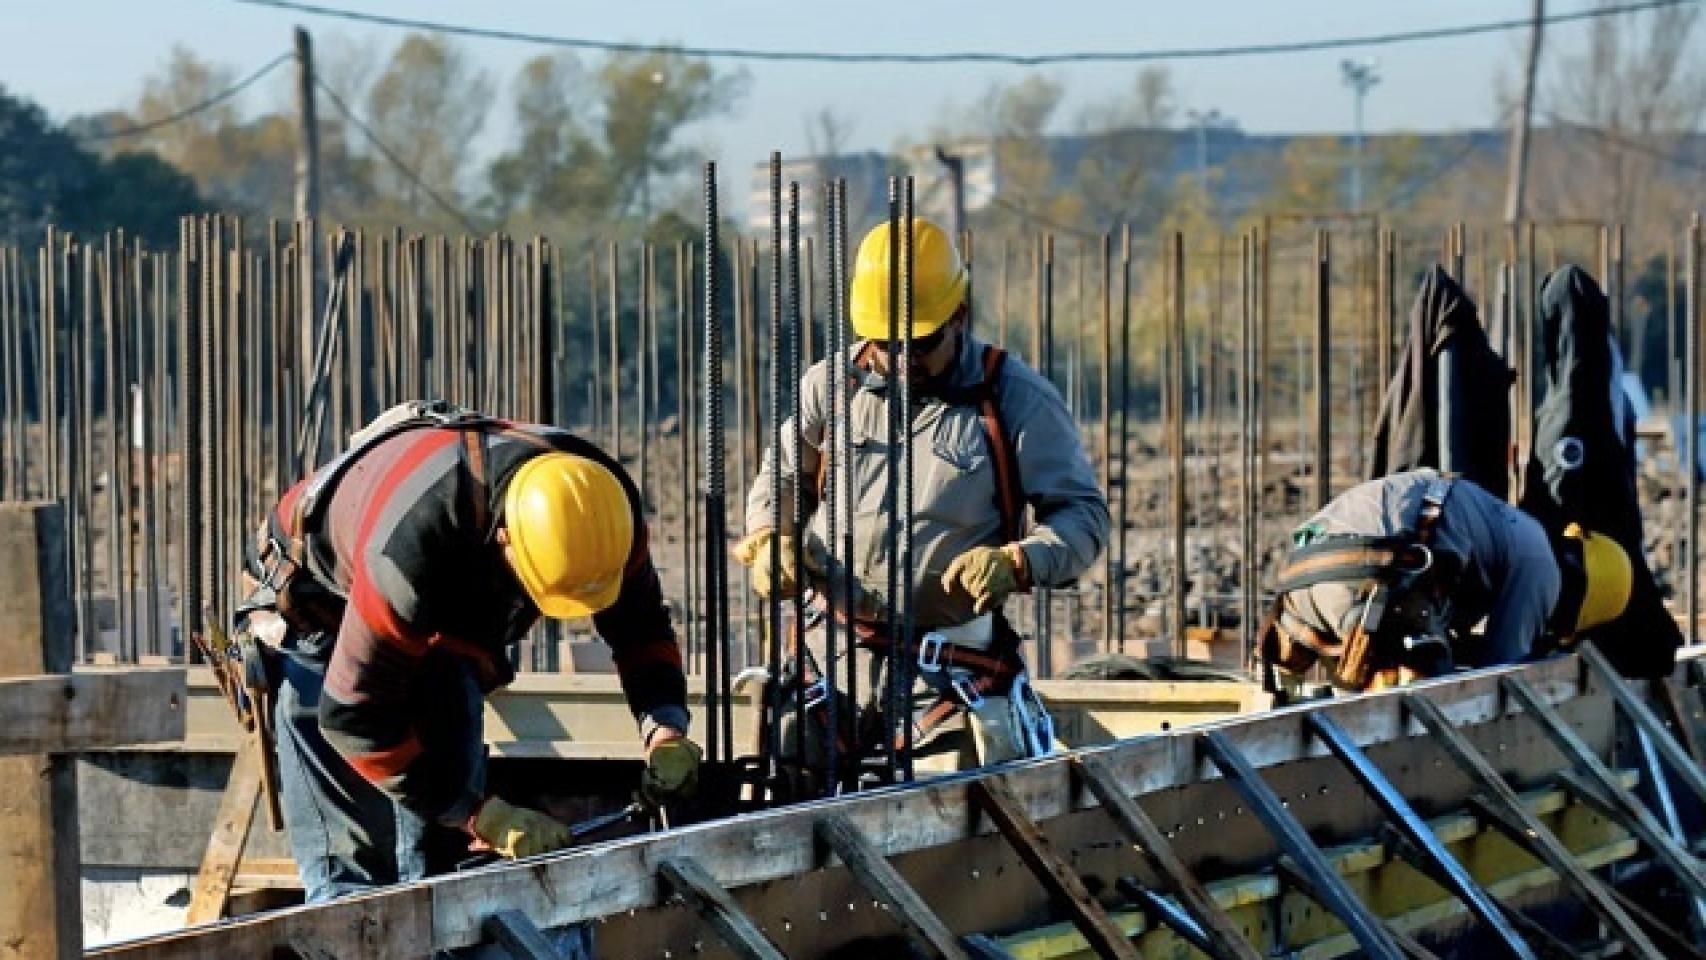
917, 631, 948, 673
951, 674, 985, 710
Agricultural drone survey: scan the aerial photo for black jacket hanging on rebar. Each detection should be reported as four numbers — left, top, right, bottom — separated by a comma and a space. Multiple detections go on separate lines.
1520, 264, 1680, 678
1367, 265, 1512, 499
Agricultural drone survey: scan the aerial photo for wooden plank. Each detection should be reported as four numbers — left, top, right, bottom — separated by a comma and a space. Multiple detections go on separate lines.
1072, 755, 1262, 960
814, 814, 970, 960
0, 669, 184, 755
87, 885, 434, 959
1405, 692, 1666, 960
185, 739, 264, 925
969, 777, 1141, 960
482, 909, 562, 960
0, 500, 80, 960
658, 856, 787, 960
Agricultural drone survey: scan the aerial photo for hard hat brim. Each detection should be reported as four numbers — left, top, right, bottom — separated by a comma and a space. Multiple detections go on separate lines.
534, 575, 623, 621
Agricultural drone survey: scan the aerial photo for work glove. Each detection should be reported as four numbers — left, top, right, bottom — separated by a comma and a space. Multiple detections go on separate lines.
734, 529, 829, 599
640, 733, 703, 806
468, 797, 577, 860
941, 544, 1028, 615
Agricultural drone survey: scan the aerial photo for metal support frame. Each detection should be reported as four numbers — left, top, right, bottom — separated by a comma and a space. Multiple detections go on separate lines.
1501, 676, 1706, 901
814, 814, 970, 960
658, 857, 788, 960
1402, 692, 1665, 960
1633, 723, 1706, 938
1304, 712, 1538, 960
1273, 860, 1442, 960
1072, 755, 1261, 960
969, 777, 1141, 960
1198, 729, 1403, 959
1112, 879, 1217, 957
1582, 645, 1706, 808
482, 910, 563, 960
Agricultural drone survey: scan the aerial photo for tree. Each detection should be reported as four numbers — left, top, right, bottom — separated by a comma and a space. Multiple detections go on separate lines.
486, 53, 606, 232
594, 51, 748, 222
1073, 66, 1178, 232
365, 33, 492, 229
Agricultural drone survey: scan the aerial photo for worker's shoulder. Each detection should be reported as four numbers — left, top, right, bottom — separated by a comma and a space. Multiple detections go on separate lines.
984, 344, 1066, 416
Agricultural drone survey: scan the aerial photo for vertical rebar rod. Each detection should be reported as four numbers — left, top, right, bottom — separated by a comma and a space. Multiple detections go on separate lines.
675, 241, 696, 671
702, 163, 729, 765
882, 178, 901, 782
637, 243, 651, 510
1036, 234, 1054, 674
1688, 213, 1700, 646
608, 242, 621, 462
897, 177, 917, 781
1115, 226, 1132, 654
1170, 232, 1187, 660
1314, 229, 1332, 510
1240, 231, 1256, 666
821, 180, 843, 793
1098, 233, 1113, 654
764, 152, 785, 790
835, 178, 858, 770
786, 181, 809, 782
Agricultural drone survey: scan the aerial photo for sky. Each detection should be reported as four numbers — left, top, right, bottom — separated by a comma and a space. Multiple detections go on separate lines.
0, 0, 1584, 211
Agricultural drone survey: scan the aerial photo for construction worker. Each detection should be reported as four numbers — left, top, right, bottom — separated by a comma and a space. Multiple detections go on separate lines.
240, 402, 699, 902
736, 218, 1109, 785
1258, 468, 1631, 695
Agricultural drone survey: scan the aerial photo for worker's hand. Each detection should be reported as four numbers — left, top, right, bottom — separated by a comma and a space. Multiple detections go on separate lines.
733, 528, 803, 599
640, 729, 702, 806
941, 544, 1028, 614
468, 797, 577, 859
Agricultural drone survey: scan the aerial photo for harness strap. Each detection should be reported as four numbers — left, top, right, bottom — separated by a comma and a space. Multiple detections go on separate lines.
811, 343, 1023, 541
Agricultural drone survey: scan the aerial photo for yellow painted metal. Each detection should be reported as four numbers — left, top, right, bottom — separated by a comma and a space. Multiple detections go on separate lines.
998, 773, 1643, 960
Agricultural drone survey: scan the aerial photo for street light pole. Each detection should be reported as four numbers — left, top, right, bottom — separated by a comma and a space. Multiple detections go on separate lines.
1340, 59, 1381, 212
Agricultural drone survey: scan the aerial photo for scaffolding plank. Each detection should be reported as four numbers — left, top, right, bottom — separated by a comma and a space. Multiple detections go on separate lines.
969, 777, 1141, 960
1199, 729, 1403, 960
1582, 644, 1706, 806
814, 814, 969, 960
1305, 712, 1538, 960
1405, 692, 1665, 960
481, 910, 561, 960
1073, 755, 1262, 960
0, 668, 184, 755
658, 856, 787, 960
1504, 675, 1706, 901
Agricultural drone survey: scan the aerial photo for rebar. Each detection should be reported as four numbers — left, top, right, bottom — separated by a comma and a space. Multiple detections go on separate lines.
785, 180, 809, 785
1169, 232, 1186, 659
897, 177, 917, 782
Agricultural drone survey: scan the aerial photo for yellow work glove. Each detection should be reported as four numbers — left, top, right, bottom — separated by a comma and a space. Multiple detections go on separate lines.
640, 735, 703, 806
469, 797, 576, 859
733, 528, 825, 599
941, 544, 1028, 614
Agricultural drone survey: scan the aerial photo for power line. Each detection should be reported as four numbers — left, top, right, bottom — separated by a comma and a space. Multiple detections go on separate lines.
78, 51, 292, 141
228, 0, 1697, 67
311, 77, 482, 234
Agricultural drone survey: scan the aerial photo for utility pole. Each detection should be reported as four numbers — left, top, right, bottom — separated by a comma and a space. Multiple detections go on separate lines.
1504, 0, 1545, 224
293, 27, 321, 224
1340, 59, 1381, 212
934, 145, 967, 240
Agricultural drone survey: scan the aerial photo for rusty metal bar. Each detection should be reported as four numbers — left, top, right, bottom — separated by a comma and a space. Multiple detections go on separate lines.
815, 815, 969, 960
1170, 232, 1186, 659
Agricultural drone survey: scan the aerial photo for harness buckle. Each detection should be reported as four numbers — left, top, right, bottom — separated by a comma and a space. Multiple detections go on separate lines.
917, 631, 948, 673
950, 673, 985, 710
803, 679, 830, 712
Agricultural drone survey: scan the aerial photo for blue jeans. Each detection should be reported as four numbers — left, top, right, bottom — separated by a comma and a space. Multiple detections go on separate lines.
273, 630, 485, 903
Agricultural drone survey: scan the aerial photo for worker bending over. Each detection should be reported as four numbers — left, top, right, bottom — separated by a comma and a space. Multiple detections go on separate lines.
736, 217, 1108, 785
241, 403, 699, 901
1259, 469, 1630, 694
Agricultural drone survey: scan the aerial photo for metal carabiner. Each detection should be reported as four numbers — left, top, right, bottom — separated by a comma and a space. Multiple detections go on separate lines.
802, 679, 830, 712
917, 631, 948, 673
950, 673, 985, 710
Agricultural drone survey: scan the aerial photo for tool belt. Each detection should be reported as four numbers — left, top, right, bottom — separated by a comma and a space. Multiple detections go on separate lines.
1258, 475, 1463, 692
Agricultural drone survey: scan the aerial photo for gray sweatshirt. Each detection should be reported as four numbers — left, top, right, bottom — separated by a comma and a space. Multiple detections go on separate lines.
1287, 469, 1560, 666
746, 333, 1109, 630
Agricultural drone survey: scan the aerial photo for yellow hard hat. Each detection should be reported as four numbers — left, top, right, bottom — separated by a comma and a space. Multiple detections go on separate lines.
849, 217, 968, 342
503, 453, 634, 619
1565, 523, 1632, 632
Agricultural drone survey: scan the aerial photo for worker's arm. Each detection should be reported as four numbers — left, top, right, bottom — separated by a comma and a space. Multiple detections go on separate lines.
743, 359, 830, 537
590, 514, 690, 740
1472, 515, 1562, 668
1001, 364, 1111, 588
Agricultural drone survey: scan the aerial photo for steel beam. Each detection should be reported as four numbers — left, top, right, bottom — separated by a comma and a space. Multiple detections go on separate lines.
1198, 729, 1403, 960
1583, 645, 1706, 809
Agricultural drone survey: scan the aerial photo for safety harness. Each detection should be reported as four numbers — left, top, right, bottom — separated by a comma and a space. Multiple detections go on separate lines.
1258, 475, 1463, 693
247, 401, 550, 634
796, 341, 1030, 761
